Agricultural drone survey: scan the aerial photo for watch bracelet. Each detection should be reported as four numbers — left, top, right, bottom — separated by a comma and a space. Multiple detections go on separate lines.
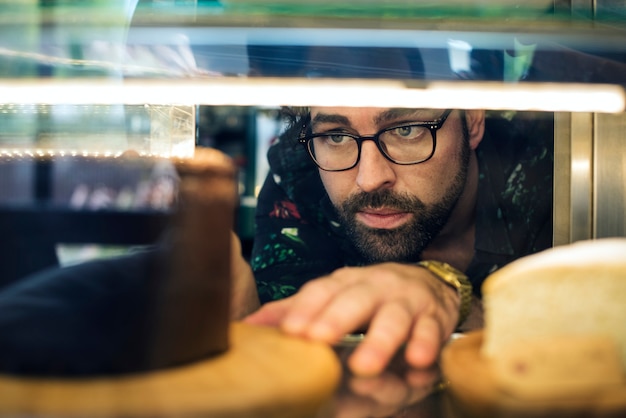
416, 260, 473, 326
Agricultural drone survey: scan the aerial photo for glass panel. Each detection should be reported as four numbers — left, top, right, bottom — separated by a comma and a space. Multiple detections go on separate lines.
0, 0, 625, 400
0, 104, 194, 157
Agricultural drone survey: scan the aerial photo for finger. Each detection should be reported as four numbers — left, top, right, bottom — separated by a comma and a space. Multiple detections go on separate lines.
299, 279, 385, 344
347, 301, 413, 376
278, 276, 348, 336
404, 315, 443, 368
332, 394, 383, 418
402, 367, 442, 405
404, 365, 440, 388
348, 373, 409, 406
242, 298, 294, 327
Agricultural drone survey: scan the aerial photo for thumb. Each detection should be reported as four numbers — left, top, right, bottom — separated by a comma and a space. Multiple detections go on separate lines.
242, 298, 294, 327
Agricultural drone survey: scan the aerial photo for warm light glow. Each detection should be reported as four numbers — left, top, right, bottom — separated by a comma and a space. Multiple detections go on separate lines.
572, 158, 591, 175
0, 78, 624, 113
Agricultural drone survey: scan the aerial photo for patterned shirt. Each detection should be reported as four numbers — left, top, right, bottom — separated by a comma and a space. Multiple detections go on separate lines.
250, 112, 554, 304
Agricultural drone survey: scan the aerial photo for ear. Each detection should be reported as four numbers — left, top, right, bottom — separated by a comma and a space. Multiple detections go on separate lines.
464, 109, 485, 150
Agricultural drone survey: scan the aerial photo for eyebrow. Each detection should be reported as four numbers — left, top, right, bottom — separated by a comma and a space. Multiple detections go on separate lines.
374, 108, 434, 124
310, 113, 351, 129
310, 108, 436, 130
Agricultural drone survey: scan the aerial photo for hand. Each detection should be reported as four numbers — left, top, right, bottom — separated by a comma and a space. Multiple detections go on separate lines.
244, 263, 460, 376
229, 232, 260, 320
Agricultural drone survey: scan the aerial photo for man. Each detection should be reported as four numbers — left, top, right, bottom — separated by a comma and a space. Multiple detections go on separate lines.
244, 105, 553, 376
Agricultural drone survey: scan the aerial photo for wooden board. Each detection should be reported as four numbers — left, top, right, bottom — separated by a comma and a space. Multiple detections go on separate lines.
441, 330, 626, 418
0, 322, 342, 418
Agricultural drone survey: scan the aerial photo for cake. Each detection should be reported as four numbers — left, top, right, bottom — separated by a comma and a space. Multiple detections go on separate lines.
148, 147, 237, 369
481, 238, 626, 399
0, 147, 237, 376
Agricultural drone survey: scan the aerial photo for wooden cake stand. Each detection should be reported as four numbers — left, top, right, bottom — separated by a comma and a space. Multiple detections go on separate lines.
0, 322, 342, 418
442, 330, 626, 418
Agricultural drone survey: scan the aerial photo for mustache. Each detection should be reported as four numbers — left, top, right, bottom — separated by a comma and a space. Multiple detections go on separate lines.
339, 189, 425, 215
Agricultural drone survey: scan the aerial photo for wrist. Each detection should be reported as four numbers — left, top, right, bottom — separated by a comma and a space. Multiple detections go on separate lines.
416, 260, 473, 326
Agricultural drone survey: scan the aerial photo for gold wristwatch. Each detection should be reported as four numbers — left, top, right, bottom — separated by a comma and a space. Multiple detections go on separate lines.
417, 260, 472, 326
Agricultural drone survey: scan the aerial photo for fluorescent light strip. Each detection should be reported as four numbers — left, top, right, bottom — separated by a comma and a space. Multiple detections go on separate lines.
1, 78, 624, 113
0, 148, 173, 159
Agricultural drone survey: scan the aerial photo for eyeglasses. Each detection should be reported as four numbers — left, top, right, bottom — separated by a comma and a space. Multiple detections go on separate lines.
299, 109, 453, 172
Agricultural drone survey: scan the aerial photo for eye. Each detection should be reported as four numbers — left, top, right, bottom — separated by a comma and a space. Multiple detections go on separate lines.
388, 125, 428, 140
318, 133, 353, 145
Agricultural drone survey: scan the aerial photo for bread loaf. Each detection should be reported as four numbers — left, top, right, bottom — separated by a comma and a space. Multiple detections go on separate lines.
481, 238, 626, 398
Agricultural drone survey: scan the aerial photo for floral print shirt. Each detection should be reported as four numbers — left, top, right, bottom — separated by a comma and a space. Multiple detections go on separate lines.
251, 112, 554, 303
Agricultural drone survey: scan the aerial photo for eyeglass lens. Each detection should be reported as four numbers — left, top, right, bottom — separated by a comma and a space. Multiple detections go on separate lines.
309, 124, 434, 171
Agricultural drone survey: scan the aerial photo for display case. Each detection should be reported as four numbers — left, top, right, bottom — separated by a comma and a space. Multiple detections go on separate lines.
1, 0, 626, 416
1, 2, 625, 279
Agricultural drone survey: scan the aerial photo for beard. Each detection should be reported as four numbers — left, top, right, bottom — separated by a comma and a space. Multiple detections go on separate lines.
336, 131, 471, 263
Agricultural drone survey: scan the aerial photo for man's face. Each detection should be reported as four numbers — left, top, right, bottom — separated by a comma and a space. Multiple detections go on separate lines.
311, 107, 482, 263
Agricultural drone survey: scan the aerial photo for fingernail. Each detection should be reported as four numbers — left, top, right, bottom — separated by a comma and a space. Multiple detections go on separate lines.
349, 348, 384, 377
282, 315, 307, 334
308, 322, 335, 341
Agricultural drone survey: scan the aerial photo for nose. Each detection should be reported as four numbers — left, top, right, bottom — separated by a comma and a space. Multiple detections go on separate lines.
355, 140, 396, 192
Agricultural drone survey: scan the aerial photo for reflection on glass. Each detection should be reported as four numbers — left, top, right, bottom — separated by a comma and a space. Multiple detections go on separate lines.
0, 104, 195, 158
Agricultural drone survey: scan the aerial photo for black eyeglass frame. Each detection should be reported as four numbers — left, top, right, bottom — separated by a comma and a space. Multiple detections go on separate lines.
298, 109, 453, 172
